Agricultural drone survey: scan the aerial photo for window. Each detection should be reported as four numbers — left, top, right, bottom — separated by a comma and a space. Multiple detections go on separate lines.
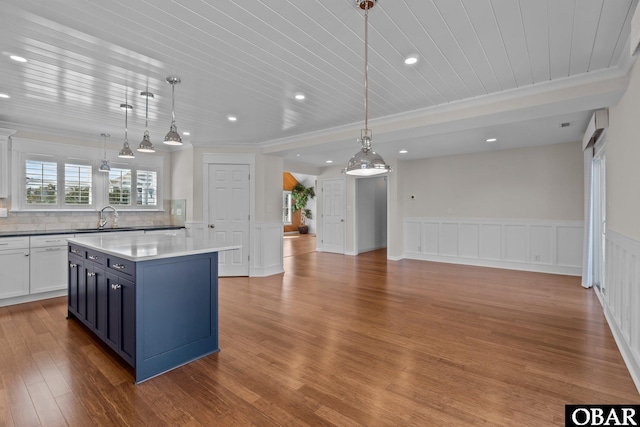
283, 191, 292, 225
64, 163, 92, 205
109, 168, 132, 206
26, 159, 57, 205
13, 138, 164, 211
137, 170, 157, 206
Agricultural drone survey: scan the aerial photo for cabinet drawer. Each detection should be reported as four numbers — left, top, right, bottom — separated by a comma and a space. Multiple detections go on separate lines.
31, 234, 74, 248
107, 256, 135, 278
68, 243, 85, 257
86, 248, 106, 266
0, 236, 29, 250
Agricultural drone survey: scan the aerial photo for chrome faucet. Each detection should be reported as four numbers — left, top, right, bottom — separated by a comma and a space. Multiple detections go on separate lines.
98, 205, 119, 229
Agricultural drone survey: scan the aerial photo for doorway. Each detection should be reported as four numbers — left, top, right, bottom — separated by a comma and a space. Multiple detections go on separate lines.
356, 176, 388, 254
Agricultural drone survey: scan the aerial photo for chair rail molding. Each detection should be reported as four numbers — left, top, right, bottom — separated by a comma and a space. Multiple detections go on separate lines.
404, 217, 583, 276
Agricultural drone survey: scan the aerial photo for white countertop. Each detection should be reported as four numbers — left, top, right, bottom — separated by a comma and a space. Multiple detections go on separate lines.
67, 233, 241, 261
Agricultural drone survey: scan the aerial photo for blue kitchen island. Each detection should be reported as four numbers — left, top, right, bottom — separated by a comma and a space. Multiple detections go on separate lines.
66, 233, 239, 383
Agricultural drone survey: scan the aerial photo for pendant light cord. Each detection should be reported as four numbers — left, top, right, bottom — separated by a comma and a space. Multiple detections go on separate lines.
145, 91, 149, 131
124, 92, 129, 145
171, 82, 176, 125
363, 1, 369, 132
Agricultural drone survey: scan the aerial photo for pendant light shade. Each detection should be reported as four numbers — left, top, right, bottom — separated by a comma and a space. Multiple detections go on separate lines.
163, 76, 183, 146
345, 130, 391, 176
343, 0, 391, 176
138, 91, 155, 153
99, 133, 111, 173
118, 102, 135, 159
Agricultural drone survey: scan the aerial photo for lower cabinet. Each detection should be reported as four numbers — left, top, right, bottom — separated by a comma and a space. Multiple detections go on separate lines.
68, 243, 135, 367
103, 273, 135, 366
0, 237, 30, 299
30, 234, 73, 294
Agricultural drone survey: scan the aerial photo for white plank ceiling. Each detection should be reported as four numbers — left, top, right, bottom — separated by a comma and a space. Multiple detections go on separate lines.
0, 0, 637, 168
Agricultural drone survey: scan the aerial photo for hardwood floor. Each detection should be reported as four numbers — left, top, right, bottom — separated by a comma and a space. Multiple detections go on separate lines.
1, 250, 638, 426
283, 233, 316, 258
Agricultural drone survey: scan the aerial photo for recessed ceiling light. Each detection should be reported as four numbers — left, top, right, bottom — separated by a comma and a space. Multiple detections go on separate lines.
296, 154, 301, 157
399, 149, 408, 154
10, 55, 27, 63
182, 131, 190, 136
325, 160, 333, 164
404, 55, 418, 65
486, 138, 497, 142
0, 93, 9, 99
294, 93, 305, 100
227, 115, 237, 122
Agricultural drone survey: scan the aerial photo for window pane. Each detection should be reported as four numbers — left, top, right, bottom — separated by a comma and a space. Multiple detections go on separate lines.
283, 191, 292, 225
64, 163, 92, 205
25, 159, 57, 204
109, 168, 132, 205
136, 170, 157, 206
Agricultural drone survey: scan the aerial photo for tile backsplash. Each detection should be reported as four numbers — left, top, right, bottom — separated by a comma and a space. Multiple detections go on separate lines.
0, 197, 171, 232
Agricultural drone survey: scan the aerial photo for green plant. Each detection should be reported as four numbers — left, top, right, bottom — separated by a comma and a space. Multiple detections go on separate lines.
291, 183, 316, 226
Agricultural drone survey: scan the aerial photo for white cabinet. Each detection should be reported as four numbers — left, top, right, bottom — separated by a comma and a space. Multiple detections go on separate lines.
0, 237, 30, 299
30, 234, 74, 294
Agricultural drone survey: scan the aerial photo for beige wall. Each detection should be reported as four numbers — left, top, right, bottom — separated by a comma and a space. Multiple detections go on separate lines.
399, 141, 584, 221
607, 58, 640, 241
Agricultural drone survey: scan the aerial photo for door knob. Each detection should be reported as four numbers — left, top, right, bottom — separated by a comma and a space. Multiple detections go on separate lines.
208, 224, 215, 229
340, 219, 344, 222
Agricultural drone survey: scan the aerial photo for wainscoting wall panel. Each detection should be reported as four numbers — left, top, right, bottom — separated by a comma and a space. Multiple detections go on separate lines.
404, 218, 583, 276
251, 222, 284, 277
186, 221, 283, 277
602, 230, 640, 391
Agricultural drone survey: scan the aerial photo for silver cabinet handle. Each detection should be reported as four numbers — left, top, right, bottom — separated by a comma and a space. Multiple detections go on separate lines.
88, 255, 99, 260
208, 224, 215, 228
0, 243, 8, 246
87, 272, 96, 277
112, 263, 126, 270
69, 263, 77, 268
45, 247, 62, 251
111, 284, 121, 290
45, 239, 62, 243
71, 249, 80, 254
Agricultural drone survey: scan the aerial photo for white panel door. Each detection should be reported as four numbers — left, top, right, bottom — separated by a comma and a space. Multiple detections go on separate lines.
207, 164, 250, 276
321, 179, 345, 254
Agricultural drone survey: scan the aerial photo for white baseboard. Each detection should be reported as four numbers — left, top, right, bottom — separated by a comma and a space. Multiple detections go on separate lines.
0, 290, 66, 308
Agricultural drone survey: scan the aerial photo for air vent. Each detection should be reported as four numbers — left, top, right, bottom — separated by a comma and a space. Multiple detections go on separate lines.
560, 122, 571, 128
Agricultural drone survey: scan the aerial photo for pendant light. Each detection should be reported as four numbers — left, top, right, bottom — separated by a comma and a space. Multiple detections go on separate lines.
98, 133, 111, 173
137, 90, 155, 153
118, 101, 135, 159
163, 76, 183, 145
343, 0, 391, 176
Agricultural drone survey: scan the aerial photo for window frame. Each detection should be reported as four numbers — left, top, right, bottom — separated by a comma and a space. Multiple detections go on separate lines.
11, 137, 164, 212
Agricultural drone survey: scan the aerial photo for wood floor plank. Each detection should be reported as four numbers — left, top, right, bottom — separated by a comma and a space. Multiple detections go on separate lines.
0, 245, 638, 426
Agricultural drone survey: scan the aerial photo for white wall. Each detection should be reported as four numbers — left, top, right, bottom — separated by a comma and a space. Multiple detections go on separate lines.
600, 57, 640, 391
170, 146, 194, 221
399, 141, 584, 220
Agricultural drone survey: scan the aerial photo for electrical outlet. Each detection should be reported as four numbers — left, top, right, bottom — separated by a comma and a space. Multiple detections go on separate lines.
534, 254, 540, 262
0, 208, 7, 218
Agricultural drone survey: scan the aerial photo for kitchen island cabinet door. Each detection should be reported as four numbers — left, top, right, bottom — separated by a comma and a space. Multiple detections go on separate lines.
68, 256, 83, 314
105, 272, 135, 366
81, 263, 104, 329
